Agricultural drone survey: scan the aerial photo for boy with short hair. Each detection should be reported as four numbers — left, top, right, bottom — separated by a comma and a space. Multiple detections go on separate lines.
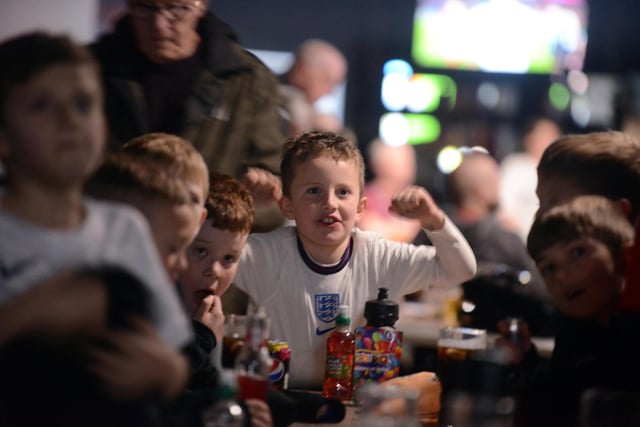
178, 172, 255, 344
499, 195, 640, 427
233, 131, 477, 389
121, 132, 210, 227
86, 150, 200, 281
536, 130, 640, 221
0, 31, 191, 425
0, 31, 191, 350
89, 154, 274, 426
175, 172, 278, 427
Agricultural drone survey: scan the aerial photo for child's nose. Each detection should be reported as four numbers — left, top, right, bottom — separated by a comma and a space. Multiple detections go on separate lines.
550, 264, 575, 286
323, 193, 338, 209
205, 261, 221, 278
57, 104, 81, 127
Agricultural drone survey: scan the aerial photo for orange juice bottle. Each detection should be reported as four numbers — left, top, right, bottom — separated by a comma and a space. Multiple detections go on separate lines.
323, 305, 355, 400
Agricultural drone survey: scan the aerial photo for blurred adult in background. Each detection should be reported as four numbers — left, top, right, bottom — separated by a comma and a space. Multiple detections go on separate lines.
90, 0, 285, 232
279, 39, 347, 136
358, 139, 421, 243
499, 117, 562, 242
441, 151, 548, 301
414, 150, 555, 335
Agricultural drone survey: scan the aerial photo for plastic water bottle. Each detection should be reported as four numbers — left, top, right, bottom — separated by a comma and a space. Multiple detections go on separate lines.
354, 288, 403, 387
202, 369, 248, 427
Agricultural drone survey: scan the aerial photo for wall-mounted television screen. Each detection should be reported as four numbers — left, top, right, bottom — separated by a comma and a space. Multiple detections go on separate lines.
412, 0, 589, 74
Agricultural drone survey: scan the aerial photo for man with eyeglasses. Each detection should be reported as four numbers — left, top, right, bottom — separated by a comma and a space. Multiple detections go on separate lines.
90, 2, 288, 426
91, 0, 286, 231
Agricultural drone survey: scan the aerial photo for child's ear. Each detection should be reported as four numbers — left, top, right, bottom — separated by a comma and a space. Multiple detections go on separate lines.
356, 196, 368, 220
278, 195, 295, 220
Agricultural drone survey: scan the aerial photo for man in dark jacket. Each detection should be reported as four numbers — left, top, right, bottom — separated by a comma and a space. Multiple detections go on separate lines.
91, 0, 284, 231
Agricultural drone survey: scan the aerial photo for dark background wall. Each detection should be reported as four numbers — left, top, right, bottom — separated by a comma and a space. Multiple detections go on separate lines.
214, 0, 640, 147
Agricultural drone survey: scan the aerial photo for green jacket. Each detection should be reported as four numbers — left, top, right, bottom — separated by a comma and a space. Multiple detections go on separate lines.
91, 12, 285, 177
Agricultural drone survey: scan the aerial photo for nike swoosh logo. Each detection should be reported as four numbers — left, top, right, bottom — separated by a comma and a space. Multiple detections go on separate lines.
316, 326, 336, 336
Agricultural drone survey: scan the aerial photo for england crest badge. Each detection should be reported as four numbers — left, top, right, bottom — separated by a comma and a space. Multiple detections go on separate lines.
315, 293, 340, 323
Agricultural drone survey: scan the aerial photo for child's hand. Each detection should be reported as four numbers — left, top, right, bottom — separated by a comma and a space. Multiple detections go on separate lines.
245, 398, 274, 427
0, 271, 109, 346
494, 318, 533, 364
240, 167, 283, 206
192, 294, 225, 345
85, 317, 189, 399
389, 185, 445, 231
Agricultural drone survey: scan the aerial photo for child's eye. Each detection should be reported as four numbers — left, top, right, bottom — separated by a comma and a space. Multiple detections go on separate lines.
28, 96, 53, 113
570, 246, 587, 259
538, 263, 556, 278
306, 187, 320, 195
337, 188, 350, 197
75, 93, 94, 113
223, 254, 236, 264
191, 246, 208, 258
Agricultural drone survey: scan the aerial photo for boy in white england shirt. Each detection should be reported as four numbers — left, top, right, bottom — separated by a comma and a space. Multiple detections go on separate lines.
233, 131, 477, 389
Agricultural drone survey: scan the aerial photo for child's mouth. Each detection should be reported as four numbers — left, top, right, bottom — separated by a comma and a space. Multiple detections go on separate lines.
196, 289, 215, 301
320, 217, 338, 225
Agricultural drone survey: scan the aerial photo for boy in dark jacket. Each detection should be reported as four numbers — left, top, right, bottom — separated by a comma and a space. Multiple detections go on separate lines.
498, 196, 640, 427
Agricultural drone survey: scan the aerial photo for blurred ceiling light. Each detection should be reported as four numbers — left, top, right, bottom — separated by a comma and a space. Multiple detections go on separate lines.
436, 145, 463, 174
380, 113, 441, 146
571, 96, 590, 128
567, 70, 589, 95
549, 82, 571, 111
477, 81, 500, 110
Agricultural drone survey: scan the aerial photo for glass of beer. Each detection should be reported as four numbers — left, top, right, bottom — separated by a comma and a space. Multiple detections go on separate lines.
222, 314, 247, 369
436, 327, 487, 396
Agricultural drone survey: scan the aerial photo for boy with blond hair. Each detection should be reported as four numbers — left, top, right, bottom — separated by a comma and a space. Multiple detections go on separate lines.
86, 150, 200, 281
89, 156, 273, 426
233, 131, 477, 389
121, 132, 210, 226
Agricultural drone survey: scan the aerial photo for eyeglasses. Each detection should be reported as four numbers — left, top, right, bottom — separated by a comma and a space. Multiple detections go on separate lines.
130, 1, 201, 22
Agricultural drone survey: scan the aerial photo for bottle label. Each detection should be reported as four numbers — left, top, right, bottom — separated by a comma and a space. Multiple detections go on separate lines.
268, 340, 291, 390
326, 355, 353, 379
354, 326, 403, 385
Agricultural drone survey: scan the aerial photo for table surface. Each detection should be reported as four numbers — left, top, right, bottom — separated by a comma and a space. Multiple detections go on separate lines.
293, 303, 556, 426
290, 403, 356, 427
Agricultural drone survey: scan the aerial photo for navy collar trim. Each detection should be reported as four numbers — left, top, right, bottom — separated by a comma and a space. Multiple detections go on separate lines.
296, 233, 353, 275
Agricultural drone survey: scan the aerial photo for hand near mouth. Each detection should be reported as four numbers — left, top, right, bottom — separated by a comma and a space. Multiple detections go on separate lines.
192, 294, 225, 345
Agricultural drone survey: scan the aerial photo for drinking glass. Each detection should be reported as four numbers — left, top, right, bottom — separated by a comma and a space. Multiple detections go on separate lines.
222, 314, 247, 369
437, 327, 487, 395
